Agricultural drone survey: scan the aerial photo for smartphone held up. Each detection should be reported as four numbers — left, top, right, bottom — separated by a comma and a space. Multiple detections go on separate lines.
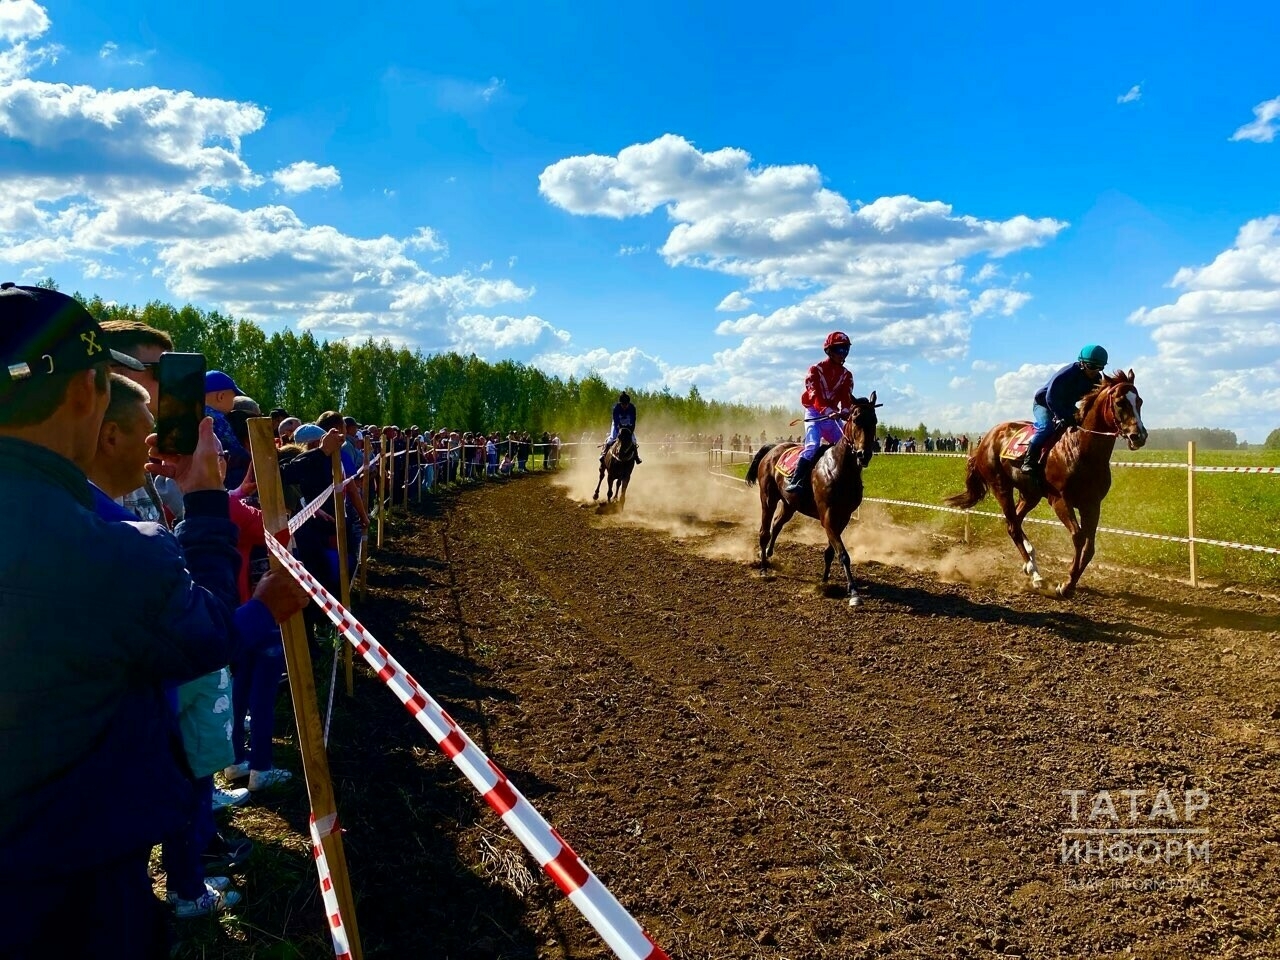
156, 352, 206, 455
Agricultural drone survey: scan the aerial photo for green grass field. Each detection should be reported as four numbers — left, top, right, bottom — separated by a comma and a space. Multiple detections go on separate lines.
723, 448, 1280, 587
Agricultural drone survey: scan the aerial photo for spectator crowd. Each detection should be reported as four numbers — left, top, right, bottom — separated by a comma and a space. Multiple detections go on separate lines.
0, 286, 565, 958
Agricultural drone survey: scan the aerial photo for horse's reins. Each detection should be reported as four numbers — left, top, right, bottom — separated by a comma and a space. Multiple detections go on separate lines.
1074, 385, 1123, 437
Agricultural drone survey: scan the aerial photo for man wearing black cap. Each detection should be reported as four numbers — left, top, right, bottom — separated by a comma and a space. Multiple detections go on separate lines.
0, 284, 244, 958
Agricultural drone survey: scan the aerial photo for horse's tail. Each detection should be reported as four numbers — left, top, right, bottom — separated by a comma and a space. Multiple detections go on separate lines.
944, 456, 988, 509
745, 444, 776, 486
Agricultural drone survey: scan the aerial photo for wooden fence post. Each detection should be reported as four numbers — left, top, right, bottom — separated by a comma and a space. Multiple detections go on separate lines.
1187, 440, 1198, 588
247, 419, 364, 958
331, 449, 354, 698
416, 441, 424, 504
359, 435, 371, 603
377, 434, 387, 549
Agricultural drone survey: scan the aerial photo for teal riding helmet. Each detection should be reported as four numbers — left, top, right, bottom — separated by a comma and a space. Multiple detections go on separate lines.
1078, 344, 1108, 368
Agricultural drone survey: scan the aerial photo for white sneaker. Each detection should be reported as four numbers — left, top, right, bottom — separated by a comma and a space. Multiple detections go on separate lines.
170, 882, 242, 919
212, 786, 251, 810
248, 768, 293, 791
222, 761, 250, 781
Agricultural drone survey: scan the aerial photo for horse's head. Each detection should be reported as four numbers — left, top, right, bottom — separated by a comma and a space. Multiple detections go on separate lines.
617, 426, 634, 450
841, 391, 881, 468
1095, 370, 1148, 450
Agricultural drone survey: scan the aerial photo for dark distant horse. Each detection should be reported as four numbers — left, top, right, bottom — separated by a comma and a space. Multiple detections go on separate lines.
945, 370, 1148, 598
745, 393, 880, 607
593, 426, 636, 508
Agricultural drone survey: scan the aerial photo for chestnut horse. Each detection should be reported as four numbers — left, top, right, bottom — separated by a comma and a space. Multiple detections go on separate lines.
945, 370, 1147, 597
745, 393, 880, 607
593, 426, 636, 509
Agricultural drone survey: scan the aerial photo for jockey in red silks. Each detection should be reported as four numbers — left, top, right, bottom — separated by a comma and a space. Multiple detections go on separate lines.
785, 331, 854, 496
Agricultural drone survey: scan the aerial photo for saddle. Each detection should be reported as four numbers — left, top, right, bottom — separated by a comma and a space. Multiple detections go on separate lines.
774, 444, 829, 478
1000, 421, 1068, 462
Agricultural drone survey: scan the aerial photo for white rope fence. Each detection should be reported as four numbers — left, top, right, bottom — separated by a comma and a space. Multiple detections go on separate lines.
706, 444, 1280, 575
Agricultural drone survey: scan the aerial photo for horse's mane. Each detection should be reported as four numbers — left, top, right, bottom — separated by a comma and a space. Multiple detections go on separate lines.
1078, 369, 1134, 420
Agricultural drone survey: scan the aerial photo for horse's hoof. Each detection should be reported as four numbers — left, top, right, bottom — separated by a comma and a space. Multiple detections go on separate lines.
592, 493, 599, 501
1056, 582, 1074, 599
848, 595, 862, 608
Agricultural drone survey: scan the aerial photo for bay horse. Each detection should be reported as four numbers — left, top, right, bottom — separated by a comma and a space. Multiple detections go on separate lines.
945, 369, 1147, 598
745, 393, 880, 607
593, 426, 636, 509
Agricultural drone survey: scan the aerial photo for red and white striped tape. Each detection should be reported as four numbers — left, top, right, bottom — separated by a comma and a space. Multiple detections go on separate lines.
309, 813, 353, 960
265, 534, 669, 960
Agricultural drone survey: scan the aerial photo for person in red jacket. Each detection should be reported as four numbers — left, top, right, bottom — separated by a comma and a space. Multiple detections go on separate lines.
785, 330, 855, 496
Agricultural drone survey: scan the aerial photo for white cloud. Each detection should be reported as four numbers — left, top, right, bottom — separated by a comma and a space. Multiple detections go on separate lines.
971, 358, 1001, 372
617, 243, 649, 256
271, 160, 341, 194
974, 262, 1000, 283
1231, 95, 1280, 143
532, 345, 669, 391
715, 290, 754, 312
478, 259, 492, 272
406, 226, 446, 253
1117, 84, 1142, 104
452, 313, 570, 357
0, 1, 48, 43
540, 134, 1065, 406
1127, 215, 1280, 439
98, 41, 116, 59
0, 7, 536, 359
480, 77, 503, 102
507, 255, 517, 268
948, 375, 973, 390
0, 79, 265, 194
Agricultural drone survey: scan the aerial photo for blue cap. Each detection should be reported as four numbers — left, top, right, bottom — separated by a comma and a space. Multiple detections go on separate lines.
293, 423, 326, 443
205, 369, 241, 394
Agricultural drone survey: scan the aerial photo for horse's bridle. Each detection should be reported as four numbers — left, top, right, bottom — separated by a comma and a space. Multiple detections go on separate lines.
841, 404, 877, 467
1077, 384, 1122, 437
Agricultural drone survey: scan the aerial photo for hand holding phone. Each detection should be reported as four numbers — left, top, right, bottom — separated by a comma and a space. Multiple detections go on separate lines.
145, 416, 225, 494
156, 352, 206, 455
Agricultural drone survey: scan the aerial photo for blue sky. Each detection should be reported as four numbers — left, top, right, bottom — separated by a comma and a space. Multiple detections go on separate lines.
2, 0, 1278, 438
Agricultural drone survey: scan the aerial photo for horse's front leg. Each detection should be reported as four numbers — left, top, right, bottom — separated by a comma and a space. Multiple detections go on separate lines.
1052, 498, 1095, 598
822, 545, 835, 582
824, 523, 860, 607
593, 462, 605, 501
995, 483, 1044, 589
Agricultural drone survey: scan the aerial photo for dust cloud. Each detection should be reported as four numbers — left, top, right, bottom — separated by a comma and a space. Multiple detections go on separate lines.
549, 443, 1014, 588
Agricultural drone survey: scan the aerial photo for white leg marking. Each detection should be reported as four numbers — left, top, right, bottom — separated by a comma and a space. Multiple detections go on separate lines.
1022, 539, 1044, 586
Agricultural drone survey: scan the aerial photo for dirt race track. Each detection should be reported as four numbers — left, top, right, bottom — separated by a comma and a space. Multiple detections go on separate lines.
248, 459, 1280, 960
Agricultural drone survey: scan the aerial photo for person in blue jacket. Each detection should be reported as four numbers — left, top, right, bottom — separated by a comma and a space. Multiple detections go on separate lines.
0, 284, 258, 958
1021, 344, 1109, 477
600, 391, 642, 464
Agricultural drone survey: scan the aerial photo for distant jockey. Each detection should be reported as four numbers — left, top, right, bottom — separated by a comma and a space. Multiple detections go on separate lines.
785, 331, 854, 496
601, 391, 641, 465
1021, 344, 1109, 478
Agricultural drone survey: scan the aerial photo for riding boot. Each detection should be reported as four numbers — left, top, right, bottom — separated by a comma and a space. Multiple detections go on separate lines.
784, 455, 814, 496
634, 444, 642, 465
599, 440, 611, 465
1020, 444, 1043, 478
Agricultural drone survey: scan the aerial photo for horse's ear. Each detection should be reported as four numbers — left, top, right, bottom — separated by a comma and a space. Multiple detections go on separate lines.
869, 390, 877, 406
1127, 368, 1135, 381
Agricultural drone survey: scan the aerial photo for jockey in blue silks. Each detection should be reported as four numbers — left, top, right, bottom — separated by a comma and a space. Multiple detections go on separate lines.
1021, 344, 1109, 477
600, 391, 641, 465
785, 331, 855, 496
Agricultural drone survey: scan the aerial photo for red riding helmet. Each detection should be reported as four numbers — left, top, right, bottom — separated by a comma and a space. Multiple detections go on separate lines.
823, 331, 851, 351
